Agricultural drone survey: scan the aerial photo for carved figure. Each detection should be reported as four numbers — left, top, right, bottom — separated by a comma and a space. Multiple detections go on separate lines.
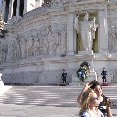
110, 25, 117, 50
74, 12, 98, 51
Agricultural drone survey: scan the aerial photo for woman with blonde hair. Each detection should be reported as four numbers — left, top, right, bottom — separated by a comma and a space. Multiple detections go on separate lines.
79, 90, 104, 117
78, 80, 112, 117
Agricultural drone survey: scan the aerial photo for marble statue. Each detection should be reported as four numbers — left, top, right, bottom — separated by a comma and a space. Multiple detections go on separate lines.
74, 12, 98, 51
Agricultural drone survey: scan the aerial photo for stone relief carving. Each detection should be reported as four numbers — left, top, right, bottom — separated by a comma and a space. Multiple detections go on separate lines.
16, 35, 21, 60
51, 24, 66, 55
109, 25, 117, 52
20, 35, 27, 59
50, 0, 64, 8
0, 41, 8, 63
0, 24, 67, 63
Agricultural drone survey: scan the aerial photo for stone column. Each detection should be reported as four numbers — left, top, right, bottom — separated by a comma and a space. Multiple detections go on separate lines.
98, 9, 109, 54
16, 0, 20, 17
8, 0, 14, 18
23, 0, 27, 15
2, 0, 6, 21
67, 12, 74, 55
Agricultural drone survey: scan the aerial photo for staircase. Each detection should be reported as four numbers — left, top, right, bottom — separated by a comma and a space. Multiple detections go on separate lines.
0, 85, 117, 108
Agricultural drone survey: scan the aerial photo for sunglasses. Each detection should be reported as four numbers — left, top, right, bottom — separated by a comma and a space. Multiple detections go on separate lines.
90, 97, 98, 101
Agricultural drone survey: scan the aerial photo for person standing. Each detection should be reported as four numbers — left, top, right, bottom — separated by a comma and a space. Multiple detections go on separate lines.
61, 69, 67, 85
101, 68, 107, 83
77, 80, 113, 117
79, 90, 104, 117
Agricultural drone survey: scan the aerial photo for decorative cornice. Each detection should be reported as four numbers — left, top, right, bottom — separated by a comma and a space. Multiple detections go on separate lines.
4, 0, 117, 33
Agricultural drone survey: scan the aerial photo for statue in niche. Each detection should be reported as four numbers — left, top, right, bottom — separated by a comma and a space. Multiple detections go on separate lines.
74, 12, 98, 51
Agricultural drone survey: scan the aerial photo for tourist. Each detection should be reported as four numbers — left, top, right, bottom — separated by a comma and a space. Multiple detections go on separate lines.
79, 89, 104, 117
77, 80, 113, 117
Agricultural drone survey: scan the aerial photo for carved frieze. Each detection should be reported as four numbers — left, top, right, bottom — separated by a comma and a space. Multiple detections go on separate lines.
109, 24, 117, 52
50, 0, 64, 9
0, 23, 67, 63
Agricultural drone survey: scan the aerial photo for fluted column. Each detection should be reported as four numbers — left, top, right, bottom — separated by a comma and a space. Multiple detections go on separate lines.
8, 0, 14, 18
23, 0, 27, 15
67, 12, 74, 55
16, 0, 20, 17
98, 9, 109, 54
2, 0, 6, 21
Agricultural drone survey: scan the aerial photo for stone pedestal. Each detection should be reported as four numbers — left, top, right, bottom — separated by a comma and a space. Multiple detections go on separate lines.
86, 71, 97, 82
78, 50, 94, 55
70, 73, 80, 86
70, 70, 97, 86
70, 51, 97, 85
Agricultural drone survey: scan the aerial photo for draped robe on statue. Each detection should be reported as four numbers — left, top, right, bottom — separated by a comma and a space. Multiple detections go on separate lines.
74, 13, 97, 51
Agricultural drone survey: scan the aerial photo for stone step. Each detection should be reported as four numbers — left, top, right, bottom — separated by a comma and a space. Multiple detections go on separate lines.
0, 85, 117, 108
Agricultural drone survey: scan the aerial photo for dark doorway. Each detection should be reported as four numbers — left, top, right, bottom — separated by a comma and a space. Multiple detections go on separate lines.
13, 0, 17, 16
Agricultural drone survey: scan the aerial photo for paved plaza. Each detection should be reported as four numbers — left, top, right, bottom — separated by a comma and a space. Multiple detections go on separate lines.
0, 85, 117, 117
0, 104, 117, 117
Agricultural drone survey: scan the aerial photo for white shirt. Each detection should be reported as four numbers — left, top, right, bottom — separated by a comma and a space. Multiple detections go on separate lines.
82, 109, 104, 117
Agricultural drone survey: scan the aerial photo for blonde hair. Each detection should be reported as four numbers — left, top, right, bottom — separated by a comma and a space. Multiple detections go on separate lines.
79, 88, 95, 115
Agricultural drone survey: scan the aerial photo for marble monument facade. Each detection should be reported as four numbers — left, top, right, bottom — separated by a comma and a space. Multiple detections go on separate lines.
0, 0, 117, 85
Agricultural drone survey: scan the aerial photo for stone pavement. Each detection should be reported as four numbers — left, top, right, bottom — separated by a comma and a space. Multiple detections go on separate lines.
0, 85, 117, 117
0, 85, 117, 108
0, 103, 117, 117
